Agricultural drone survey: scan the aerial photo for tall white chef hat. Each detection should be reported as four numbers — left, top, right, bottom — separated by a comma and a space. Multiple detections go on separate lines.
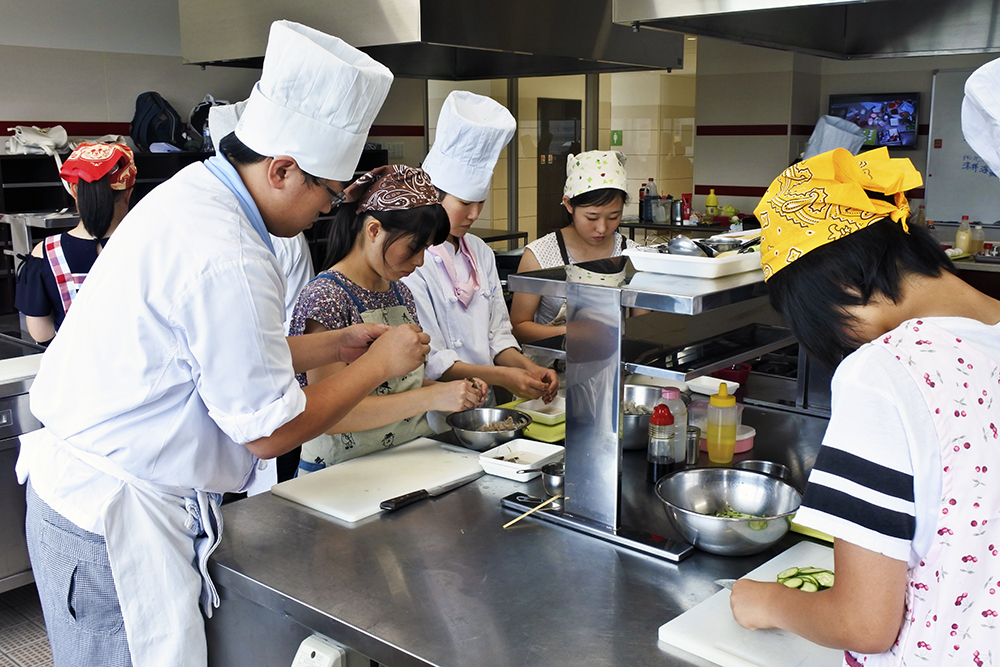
422, 91, 516, 202
235, 20, 394, 182
962, 56, 1000, 178
208, 100, 247, 153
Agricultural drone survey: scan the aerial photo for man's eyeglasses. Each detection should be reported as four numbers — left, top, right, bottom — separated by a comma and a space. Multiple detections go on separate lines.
321, 182, 347, 208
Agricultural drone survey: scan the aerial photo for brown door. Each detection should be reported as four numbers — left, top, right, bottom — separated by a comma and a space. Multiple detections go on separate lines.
537, 98, 582, 239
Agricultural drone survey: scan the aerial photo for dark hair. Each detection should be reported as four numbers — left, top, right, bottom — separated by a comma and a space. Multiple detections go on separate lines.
324, 202, 450, 268
76, 173, 129, 239
218, 132, 323, 186
766, 218, 953, 368
563, 187, 627, 225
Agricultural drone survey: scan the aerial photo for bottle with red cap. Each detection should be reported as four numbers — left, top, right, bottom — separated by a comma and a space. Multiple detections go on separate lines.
647, 403, 676, 484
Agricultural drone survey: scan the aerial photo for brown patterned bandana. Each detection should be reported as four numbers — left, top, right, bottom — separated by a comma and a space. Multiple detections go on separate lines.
343, 165, 439, 213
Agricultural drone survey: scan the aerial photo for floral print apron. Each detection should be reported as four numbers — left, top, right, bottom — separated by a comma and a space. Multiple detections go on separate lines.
848, 319, 1000, 666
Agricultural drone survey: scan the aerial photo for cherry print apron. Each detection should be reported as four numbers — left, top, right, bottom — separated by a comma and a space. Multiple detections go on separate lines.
848, 319, 1000, 667
297, 273, 430, 472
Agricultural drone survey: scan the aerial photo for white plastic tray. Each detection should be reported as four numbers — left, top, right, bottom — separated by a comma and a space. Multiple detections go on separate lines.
624, 247, 762, 278
515, 396, 566, 425
479, 440, 565, 481
687, 376, 739, 395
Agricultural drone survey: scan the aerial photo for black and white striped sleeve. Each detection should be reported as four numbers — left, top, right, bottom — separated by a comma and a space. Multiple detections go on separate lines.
793, 347, 926, 563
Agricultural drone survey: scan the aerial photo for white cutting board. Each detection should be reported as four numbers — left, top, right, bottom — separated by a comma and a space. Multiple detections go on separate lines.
658, 541, 843, 667
271, 437, 483, 522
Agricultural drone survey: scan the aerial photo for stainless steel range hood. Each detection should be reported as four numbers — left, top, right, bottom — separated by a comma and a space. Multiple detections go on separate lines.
614, 0, 1000, 59
179, 0, 684, 78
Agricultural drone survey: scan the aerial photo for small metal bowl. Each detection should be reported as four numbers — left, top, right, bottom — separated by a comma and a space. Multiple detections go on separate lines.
733, 459, 792, 481
622, 384, 663, 450
446, 408, 532, 452
540, 462, 564, 497
655, 468, 802, 556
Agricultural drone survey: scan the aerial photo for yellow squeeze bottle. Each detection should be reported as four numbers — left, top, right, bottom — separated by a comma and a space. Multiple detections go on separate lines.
706, 382, 738, 464
705, 188, 718, 218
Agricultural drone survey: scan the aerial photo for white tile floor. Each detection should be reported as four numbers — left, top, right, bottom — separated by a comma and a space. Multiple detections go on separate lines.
0, 585, 51, 667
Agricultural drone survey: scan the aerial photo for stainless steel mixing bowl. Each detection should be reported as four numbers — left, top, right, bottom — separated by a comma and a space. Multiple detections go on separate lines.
622, 384, 665, 451
446, 407, 532, 452
655, 468, 802, 556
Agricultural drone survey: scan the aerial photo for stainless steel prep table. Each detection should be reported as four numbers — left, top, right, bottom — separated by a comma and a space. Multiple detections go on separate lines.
207, 405, 828, 667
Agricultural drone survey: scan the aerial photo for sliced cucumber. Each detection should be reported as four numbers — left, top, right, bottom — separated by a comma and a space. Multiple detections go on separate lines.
775, 566, 835, 592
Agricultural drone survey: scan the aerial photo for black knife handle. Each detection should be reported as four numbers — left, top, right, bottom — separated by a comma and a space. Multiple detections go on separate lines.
380, 489, 430, 511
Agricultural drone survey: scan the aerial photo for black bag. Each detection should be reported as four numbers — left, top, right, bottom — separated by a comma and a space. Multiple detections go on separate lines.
130, 91, 184, 152
187, 94, 228, 151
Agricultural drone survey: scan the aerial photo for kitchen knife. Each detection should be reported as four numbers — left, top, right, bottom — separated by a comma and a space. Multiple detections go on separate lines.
714, 579, 737, 590
380, 470, 485, 512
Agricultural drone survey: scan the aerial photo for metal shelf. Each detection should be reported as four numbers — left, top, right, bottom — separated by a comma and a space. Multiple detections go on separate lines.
521, 334, 566, 361
623, 324, 796, 381
506, 256, 769, 316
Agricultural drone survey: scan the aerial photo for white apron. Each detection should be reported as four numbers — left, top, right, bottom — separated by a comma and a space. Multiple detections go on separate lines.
63, 438, 223, 667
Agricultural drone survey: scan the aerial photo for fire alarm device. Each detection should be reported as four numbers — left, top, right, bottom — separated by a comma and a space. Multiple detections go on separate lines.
290, 634, 346, 667
934, 138, 942, 148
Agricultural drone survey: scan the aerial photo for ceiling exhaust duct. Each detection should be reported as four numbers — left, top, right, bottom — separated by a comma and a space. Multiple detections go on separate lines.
179, 0, 685, 78
614, 0, 1000, 59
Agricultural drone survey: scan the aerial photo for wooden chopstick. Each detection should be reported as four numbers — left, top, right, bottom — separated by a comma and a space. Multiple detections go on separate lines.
502, 494, 563, 529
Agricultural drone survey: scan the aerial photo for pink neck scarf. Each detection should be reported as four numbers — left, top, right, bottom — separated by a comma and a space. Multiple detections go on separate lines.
427, 237, 480, 308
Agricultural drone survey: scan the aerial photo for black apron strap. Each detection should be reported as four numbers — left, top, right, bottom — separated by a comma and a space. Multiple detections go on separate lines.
555, 229, 571, 266
619, 233, 626, 253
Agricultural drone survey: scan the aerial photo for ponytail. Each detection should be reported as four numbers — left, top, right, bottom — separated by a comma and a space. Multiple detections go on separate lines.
324, 203, 366, 267
75, 173, 123, 239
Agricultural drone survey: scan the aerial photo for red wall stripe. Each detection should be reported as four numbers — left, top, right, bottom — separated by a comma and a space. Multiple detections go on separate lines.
694, 185, 926, 199
702, 123, 930, 137
3, 121, 131, 136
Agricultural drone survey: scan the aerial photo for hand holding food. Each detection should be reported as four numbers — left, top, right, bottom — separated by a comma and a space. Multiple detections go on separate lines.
429, 378, 487, 413
367, 324, 431, 379
501, 366, 551, 401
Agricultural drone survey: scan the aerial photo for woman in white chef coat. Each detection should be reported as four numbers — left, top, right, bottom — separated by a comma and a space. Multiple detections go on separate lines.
403, 91, 558, 418
291, 164, 485, 472
509, 150, 638, 344
18, 22, 429, 667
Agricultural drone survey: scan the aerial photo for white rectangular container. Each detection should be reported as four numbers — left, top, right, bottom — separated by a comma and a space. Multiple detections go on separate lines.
624, 247, 762, 278
479, 440, 565, 481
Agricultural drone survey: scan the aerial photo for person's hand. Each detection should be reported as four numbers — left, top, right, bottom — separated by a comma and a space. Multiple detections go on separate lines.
335, 323, 390, 363
499, 367, 550, 400
427, 379, 486, 413
729, 579, 779, 631
365, 324, 430, 379
528, 365, 559, 403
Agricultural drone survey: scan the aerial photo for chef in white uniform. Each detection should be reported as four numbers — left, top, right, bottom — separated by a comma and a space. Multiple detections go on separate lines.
403, 91, 557, 426
17, 21, 428, 667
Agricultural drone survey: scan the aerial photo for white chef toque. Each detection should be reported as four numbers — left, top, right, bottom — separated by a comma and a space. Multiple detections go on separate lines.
208, 100, 247, 153
962, 56, 1000, 178
422, 91, 516, 202
235, 20, 394, 182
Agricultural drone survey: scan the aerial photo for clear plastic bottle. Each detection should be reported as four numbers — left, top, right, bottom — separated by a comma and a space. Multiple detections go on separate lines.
955, 216, 972, 254
912, 204, 926, 226
647, 404, 675, 484
645, 177, 659, 223
706, 383, 738, 464
657, 387, 688, 466
202, 124, 213, 153
705, 188, 718, 218
971, 224, 986, 255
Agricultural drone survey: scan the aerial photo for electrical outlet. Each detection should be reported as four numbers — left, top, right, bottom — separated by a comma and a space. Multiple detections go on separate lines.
290, 634, 346, 667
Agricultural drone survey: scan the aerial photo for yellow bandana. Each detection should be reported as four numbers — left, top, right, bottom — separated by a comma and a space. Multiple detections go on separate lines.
754, 147, 923, 279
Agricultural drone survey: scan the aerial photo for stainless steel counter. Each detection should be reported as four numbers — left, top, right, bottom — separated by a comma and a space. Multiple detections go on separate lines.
206, 406, 829, 667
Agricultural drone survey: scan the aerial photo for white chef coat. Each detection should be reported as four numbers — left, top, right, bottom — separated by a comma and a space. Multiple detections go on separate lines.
18, 161, 306, 535
270, 232, 314, 333
403, 233, 520, 381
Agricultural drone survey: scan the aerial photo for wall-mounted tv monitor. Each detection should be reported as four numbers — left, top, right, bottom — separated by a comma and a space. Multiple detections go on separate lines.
828, 92, 920, 150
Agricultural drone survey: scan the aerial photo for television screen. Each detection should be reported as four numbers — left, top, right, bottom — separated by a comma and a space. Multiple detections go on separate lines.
828, 92, 920, 150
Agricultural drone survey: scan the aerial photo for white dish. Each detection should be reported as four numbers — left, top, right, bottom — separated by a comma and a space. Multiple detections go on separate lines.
479, 440, 565, 481
624, 248, 762, 278
515, 396, 566, 425
625, 374, 689, 392
687, 376, 740, 396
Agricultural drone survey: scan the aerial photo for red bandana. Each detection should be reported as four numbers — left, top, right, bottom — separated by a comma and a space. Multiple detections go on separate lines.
59, 142, 137, 191
344, 165, 439, 213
